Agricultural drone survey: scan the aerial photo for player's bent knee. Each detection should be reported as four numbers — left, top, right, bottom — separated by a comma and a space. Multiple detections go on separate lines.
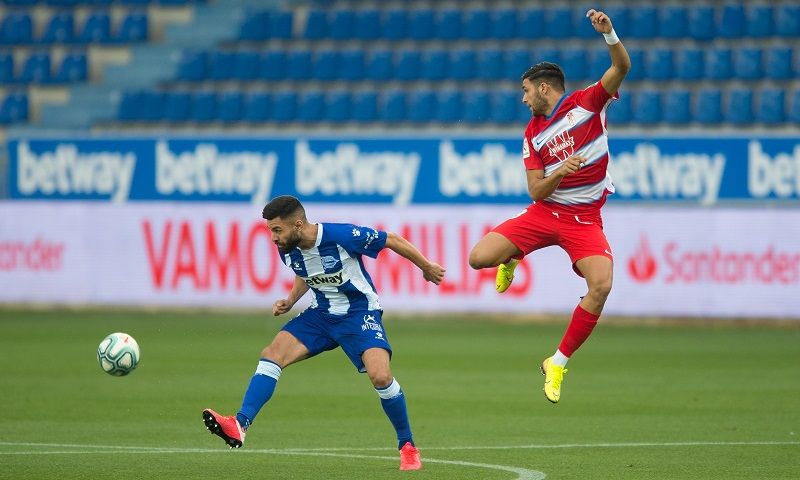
589, 278, 612, 302
468, 249, 492, 270
368, 371, 394, 388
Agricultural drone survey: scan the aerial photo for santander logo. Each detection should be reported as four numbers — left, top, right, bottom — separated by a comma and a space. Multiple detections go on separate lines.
627, 235, 658, 283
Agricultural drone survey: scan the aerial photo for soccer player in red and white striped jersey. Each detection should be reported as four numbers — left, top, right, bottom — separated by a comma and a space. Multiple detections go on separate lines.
469, 9, 631, 404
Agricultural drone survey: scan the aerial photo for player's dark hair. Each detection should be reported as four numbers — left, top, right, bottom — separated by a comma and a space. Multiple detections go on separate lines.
262, 195, 306, 221
522, 62, 565, 92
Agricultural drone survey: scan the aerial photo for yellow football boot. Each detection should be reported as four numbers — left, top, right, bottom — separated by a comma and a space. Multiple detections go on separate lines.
495, 259, 519, 293
540, 357, 568, 404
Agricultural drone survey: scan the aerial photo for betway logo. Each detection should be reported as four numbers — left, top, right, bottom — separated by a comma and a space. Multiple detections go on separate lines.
610, 143, 725, 205
748, 140, 800, 199
439, 141, 527, 197
295, 141, 420, 205
156, 141, 277, 204
15, 141, 135, 202
305, 271, 345, 287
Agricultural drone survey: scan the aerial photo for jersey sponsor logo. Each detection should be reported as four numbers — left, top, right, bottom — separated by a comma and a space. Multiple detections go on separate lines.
305, 270, 345, 287
320, 255, 339, 270
547, 131, 576, 161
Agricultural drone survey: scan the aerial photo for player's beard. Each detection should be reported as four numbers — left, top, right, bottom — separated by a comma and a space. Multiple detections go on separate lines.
276, 230, 302, 254
531, 92, 549, 116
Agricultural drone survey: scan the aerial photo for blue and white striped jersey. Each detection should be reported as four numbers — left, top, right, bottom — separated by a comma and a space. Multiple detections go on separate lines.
281, 223, 388, 315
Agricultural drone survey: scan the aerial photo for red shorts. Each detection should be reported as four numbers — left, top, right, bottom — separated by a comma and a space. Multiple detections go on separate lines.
492, 203, 613, 277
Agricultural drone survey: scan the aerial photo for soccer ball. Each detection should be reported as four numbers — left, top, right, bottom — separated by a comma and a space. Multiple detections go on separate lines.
97, 332, 140, 376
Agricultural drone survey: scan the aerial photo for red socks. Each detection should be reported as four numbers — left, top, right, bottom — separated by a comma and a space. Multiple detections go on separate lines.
558, 304, 600, 357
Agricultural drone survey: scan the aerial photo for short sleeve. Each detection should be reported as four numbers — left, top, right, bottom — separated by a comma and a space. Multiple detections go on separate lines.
336, 224, 387, 258
578, 81, 618, 113
523, 135, 544, 170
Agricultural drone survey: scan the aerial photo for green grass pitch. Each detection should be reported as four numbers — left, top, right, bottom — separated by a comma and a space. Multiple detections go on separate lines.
1, 308, 798, 479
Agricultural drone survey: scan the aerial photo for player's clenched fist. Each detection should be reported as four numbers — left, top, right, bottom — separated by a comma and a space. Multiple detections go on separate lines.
422, 262, 446, 285
272, 299, 291, 316
586, 9, 613, 33
558, 155, 587, 176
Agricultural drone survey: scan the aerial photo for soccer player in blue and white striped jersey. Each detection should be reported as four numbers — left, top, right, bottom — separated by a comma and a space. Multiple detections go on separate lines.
203, 195, 445, 471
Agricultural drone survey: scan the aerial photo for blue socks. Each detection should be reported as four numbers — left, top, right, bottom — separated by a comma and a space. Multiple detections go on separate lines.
236, 359, 282, 430
375, 379, 414, 449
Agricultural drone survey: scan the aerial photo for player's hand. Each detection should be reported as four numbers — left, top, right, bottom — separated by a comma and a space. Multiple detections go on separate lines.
272, 299, 291, 316
557, 155, 587, 176
586, 9, 613, 34
422, 262, 446, 285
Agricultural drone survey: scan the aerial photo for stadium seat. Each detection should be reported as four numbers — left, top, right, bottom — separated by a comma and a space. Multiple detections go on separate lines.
116, 12, 148, 42
408, 90, 436, 123
572, 5, 596, 39
625, 49, 645, 81
54, 51, 88, 83
269, 11, 293, 39
420, 50, 448, 81
238, 10, 269, 41
234, 51, 260, 80
632, 90, 661, 124
746, 4, 773, 37
325, 91, 351, 122
606, 92, 631, 124
718, 4, 745, 38
260, 51, 286, 81
176, 50, 206, 81
395, 50, 421, 81
303, 10, 328, 40
285, 51, 312, 80
705, 48, 733, 80
534, 47, 560, 67
629, 5, 657, 39
1, 13, 33, 44
449, 50, 475, 81
561, 49, 587, 82
117, 90, 144, 121
380, 90, 406, 122
724, 89, 754, 124
0, 92, 29, 123
734, 48, 763, 80
789, 90, 800, 123
587, 48, 609, 80
208, 51, 235, 81
217, 91, 244, 123
79, 12, 111, 43
354, 10, 380, 40
365, 50, 392, 81
602, 6, 629, 36
271, 91, 297, 121
434, 91, 462, 122
329, 10, 355, 40
517, 9, 544, 39
544, 7, 572, 39
19, 52, 51, 84
352, 91, 377, 122
675, 48, 704, 81
337, 50, 364, 81
764, 47, 792, 80
662, 89, 691, 124
463, 10, 490, 40
646, 48, 673, 81
658, 6, 687, 38
190, 91, 216, 122
694, 89, 722, 124
489, 90, 519, 123
490, 9, 516, 39
243, 92, 270, 122
141, 91, 165, 122
0, 52, 14, 84
435, 10, 461, 40
688, 5, 715, 41
296, 91, 324, 122
162, 91, 191, 122
775, 5, 800, 37
463, 90, 489, 123
476, 49, 503, 81
408, 10, 434, 40
382, 9, 407, 40
312, 50, 339, 81
756, 89, 785, 124
503, 49, 532, 80
41, 12, 75, 43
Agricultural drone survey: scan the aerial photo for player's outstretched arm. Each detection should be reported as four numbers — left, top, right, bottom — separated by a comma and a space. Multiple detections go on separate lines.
272, 275, 310, 316
384, 232, 445, 285
586, 8, 631, 96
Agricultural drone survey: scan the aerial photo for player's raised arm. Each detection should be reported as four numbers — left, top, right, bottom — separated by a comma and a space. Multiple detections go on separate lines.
272, 275, 309, 316
384, 232, 445, 285
587, 8, 631, 96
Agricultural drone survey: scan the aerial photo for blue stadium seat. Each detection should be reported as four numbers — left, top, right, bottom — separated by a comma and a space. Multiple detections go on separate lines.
463, 90, 489, 123
352, 91, 377, 122
463, 10, 490, 40
694, 89, 722, 124
603, 6, 629, 36
54, 51, 87, 83
272, 91, 297, 121
408, 90, 436, 123
162, 91, 191, 122
544, 7, 572, 39
354, 10, 380, 40
435, 10, 461, 40
190, 91, 216, 122
756, 89, 785, 124
243, 92, 270, 122
489, 90, 520, 123
675, 48, 704, 81
325, 91, 351, 122
746, 4, 773, 38
0, 92, 29, 124
632, 90, 661, 124
297, 91, 325, 122
734, 48, 763, 80
449, 50, 475, 81
606, 92, 631, 124
217, 91, 244, 123
269, 11, 293, 39
764, 47, 792, 80
395, 50, 421, 81
658, 6, 686, 39
141, 91, 165, 122
517, 9, 544, 39
79, 12, 111, 43
0, 52, 14, 84
312, 50, 338, 80
534, 47, 560, 66
176, 50, 206, 81
1, 13, 33, 44
688, 5, 715, 41
718, 4, 745, 38
490, 9, 516, 39
775, 5, 800, 37
662, 89, 690, 124
303, 10, 327, 40
20, 52, 51, 84
572, 5, 596, 39
705, 48, 733, 80
420, 50, 448, 81
285, 51, 311, 80
724, 89, 754, 124
329, 10, 355, 40
629, 5, 657, 39
41, 12, 75, 43
408, 10, 434, 40
3, 0, 36, 5
338, 50, 364, 81
260, 51, 286, 80
208, 51, 235, 80
382, 9, 407, 40
790, 90, 800, 123
365, 50, 392, 81
646, 48, 673, 81
476, 50, 503, 81
116, 12, 148, 42
561, 49, 587, 82
587, 48, 609, 80
625, 49, 645, 81
503, 49, 531, 80
234, 51, 260, 80
435, 91, 462, 122
117, 91, 143, 121
380, 90, 406, 122
238, 10, 269, 41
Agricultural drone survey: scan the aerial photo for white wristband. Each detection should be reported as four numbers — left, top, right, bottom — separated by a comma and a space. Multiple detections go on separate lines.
603, 29, 620, 45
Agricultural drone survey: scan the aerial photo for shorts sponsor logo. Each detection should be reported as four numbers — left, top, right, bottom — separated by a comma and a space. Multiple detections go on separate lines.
361, 314, 383, 332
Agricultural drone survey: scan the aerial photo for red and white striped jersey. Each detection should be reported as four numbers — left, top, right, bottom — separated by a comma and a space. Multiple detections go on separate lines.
522, 81, 618, 215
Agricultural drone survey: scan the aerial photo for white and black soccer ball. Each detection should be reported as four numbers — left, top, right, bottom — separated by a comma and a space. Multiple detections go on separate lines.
97, 332, 140, 376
